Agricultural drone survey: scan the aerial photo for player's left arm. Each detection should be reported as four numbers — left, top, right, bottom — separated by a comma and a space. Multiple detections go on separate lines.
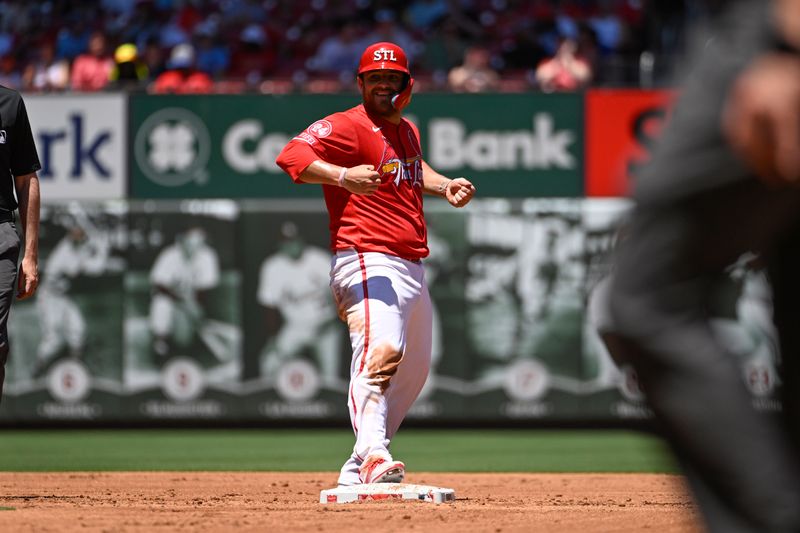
421, 160, 476, 208
14, 171, 40, 299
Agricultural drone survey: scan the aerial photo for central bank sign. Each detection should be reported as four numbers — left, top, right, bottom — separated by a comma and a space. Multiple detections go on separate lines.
131, 94, 583, 199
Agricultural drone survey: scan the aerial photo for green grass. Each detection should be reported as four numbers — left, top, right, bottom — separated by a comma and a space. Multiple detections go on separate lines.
0, 429, 678, 473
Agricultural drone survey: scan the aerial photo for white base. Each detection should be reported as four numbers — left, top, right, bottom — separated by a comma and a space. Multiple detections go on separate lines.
319, 483, 456, 504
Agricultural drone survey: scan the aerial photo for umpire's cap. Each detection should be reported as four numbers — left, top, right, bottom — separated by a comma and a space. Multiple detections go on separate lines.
358, 42, 410, 76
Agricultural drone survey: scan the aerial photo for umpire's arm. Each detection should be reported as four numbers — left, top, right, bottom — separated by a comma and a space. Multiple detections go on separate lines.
14, 171, 39, 299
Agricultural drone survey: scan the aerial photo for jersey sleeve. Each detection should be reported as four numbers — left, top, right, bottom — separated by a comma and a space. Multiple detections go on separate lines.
10, 95, 42, 177
275, 112, 358, 182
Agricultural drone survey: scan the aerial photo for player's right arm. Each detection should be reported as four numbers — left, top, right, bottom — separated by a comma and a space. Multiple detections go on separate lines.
297, 160, 382, 195
275, 115, 381, 195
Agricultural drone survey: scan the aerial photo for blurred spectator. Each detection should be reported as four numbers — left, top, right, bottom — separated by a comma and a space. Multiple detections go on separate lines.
101, 0, 137, 17
228, 23, 277, 87
0, 0, 683, 93
22, 41, 69, 92
0, 27, 14, 58
142, 39, 167, 81
554, 0, 585, 44
157, 11, 191, 50
419, 17, 470, 81
306, 21, 363, 75
152, 43, 213, 94
119, 1, 161, 51
405, 0, 449, 30
0, 55, 21, 89
71, 32, 114, 92
498, 21, 547, 73
589, 0, 626, 54
109, 43, 149, 91
362, 10, 420, 62
193, 20, 229, 79
448, 45, 499, 93
55, 17, 91, 61
534, 37, 592, 92
576, 23, 601, 82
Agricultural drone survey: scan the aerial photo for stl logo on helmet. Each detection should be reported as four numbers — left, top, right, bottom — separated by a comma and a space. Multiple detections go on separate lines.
373, 48, 397, 62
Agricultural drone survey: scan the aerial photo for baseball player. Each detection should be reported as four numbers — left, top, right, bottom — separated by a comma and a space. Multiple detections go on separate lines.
258, 221, 341, 385
276, 41, 475, 486
33, 219, 110, 376
149, 225, 220, 363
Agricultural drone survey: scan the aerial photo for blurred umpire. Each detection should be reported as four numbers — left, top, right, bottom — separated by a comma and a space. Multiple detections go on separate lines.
609, 0, 800, 531
0, 86, 41, 402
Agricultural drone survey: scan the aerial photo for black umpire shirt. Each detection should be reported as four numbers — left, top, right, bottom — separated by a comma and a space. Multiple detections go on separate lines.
0, 86, 41, 212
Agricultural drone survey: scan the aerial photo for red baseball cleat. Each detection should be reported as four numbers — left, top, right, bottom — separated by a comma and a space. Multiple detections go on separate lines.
359, 455, 405, 484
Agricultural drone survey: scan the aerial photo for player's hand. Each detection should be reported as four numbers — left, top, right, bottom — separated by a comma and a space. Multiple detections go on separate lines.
341, 165, 382, 195
445, 178, 476, 208
722, 53, 800, 185
16, 255, 38, 300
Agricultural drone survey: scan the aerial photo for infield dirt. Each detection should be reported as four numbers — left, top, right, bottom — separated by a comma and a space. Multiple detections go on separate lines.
0, 472, 702, 532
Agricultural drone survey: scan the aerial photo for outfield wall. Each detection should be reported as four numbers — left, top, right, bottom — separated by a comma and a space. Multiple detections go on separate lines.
0, 92, 779, 424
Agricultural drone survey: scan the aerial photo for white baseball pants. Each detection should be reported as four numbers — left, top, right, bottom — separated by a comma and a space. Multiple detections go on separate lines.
330, 250, 432, 486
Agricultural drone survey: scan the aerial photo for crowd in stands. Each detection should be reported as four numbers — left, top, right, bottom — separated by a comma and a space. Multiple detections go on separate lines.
0, 0, 718, 94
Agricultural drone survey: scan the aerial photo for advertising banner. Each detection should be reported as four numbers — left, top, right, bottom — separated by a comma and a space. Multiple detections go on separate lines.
27, 95, 128, 200
130, 94, 356, 199
237, 202, 348, 420
123, 200, 243, 421
578, 198, 651, 419
414, 93, 584, 197
130, 94, 584, 199
1, 198, 782, 424
407, 204, 470, 420
5, 201, 127, 421
462, 199, 586, 420
584, 89, 676, 197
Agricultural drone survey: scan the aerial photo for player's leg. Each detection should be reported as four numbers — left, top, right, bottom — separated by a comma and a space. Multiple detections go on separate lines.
386, 271, 432, 439
345, 275, 403, 474
64, 298, 86, 359
314, 322, 342, 387
332, 252, 411, 485
610, 181, 800, 531
261, 321, 303, 377
149, 294, 174, 360
34, 292, 66, 374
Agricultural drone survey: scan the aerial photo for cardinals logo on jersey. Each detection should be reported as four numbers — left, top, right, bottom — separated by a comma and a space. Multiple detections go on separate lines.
381, 156, 422, 187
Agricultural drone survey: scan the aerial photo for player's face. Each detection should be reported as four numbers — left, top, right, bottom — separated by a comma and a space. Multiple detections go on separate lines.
359, 70, 404, 118
181, 228, 207, 254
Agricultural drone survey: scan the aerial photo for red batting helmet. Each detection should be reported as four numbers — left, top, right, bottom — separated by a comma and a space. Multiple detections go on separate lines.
357, 42, 410, 76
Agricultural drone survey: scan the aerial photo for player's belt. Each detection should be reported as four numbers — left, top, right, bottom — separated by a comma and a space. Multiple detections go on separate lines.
0, 210, 14, 223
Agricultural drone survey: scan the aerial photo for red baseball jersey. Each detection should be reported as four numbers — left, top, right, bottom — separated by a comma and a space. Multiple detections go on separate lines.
276, 104, 428, 260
